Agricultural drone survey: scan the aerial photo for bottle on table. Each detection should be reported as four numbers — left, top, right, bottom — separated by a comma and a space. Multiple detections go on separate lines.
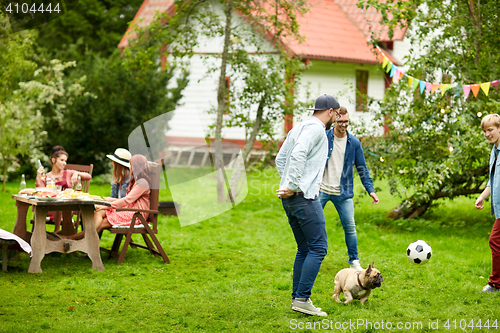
37, 159, 46, 181
20, 174, 26, 191
75, 175, 82, 192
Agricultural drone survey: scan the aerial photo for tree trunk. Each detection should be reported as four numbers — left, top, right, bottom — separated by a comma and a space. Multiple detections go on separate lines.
385, 196, 431, 220
228, 94, 266, 198
214, 0, 234, 203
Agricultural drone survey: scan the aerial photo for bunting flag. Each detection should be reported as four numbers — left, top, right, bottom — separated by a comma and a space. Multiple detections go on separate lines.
375, 45, 499, 101
426, 82, 432, 94
420, 80, 426, 94
408, 76, 414, 89
463, 85, 471, 98
382, 58, 389, 69
481, 82, 491, 96
440, 84, 448, 96
492, 80, 499, 91
470, 84, 480, 98
431, 83, 439, 94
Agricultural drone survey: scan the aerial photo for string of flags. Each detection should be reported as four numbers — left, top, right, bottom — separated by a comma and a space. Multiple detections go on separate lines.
375, 46, 499, 98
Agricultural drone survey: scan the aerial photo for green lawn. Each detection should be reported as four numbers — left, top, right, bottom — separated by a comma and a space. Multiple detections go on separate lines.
0, 169, 499, 332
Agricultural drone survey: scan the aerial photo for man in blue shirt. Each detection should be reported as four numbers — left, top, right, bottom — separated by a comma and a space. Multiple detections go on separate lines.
475, 114, 500, 293
276, 94, 340, 317
319, 107, 379, 271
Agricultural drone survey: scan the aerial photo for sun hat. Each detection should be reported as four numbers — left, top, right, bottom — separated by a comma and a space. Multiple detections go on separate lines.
306, 94, 340, 111
106, 148, 131, 168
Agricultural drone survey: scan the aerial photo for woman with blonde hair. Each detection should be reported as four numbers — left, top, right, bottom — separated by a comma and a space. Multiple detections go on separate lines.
106, 148, 131, 199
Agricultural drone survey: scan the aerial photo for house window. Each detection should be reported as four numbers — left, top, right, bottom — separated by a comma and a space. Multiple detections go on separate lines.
356, 70, 369, 112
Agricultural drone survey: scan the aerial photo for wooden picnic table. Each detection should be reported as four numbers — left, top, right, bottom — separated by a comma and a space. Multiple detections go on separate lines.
12, 195, 111, 273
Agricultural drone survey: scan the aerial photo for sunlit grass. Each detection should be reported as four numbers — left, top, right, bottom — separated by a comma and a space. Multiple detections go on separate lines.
0, 169, 498, 332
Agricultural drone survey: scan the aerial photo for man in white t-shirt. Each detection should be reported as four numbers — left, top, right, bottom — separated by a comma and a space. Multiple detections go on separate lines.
319, 107, 379, 271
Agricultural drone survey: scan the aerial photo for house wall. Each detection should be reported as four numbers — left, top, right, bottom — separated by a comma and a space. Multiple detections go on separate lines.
294, 60, 386, 137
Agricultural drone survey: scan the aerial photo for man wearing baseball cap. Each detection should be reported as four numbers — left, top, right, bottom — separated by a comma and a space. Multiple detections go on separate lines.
276, 94, 340, 316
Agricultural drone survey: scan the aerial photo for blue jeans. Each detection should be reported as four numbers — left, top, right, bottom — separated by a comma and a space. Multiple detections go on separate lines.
319, 191, 358, 264
282, 194, 328, 299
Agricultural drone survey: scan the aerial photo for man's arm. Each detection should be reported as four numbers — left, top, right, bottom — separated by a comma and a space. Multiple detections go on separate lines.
286, 124, 324, 192
275, 137, 289, 178
354, 140, 376, 197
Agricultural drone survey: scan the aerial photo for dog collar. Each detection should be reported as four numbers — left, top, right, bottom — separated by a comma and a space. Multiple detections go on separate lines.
357, 272, 366, 290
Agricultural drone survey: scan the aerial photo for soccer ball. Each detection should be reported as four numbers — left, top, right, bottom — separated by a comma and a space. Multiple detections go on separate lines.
406, 240, 432, 264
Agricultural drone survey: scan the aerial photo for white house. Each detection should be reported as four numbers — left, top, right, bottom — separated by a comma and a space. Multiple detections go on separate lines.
119, 0, 410, 166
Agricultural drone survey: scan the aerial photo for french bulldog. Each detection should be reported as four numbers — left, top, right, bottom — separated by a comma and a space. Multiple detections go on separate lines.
333, 262, 383, 304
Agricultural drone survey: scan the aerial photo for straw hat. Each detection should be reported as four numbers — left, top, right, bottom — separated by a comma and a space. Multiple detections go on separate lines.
106, 148, 131, 168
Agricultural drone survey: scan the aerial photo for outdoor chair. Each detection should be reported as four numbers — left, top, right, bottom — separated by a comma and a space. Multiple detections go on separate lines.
66, 163, 93, 231
99, 161, 170, 265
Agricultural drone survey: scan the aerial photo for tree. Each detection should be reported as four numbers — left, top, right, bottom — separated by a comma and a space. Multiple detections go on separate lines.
358, 0, 500, 218
0, 14, 87, 190
128, 0, 310, 202
36, 0, 144, 60
44, 50, 188, 175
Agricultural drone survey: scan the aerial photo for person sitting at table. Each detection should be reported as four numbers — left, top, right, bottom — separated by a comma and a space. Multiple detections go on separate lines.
63, 154, 151, 240
106, 148, 131, 199
35, 145, 92, 232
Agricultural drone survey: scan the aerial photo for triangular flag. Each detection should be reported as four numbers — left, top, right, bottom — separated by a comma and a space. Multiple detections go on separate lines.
440, 84, 448, 96
390, 65, 396, 78
481, 82, 491, 96
456, 84, 461, 97
426, 82, 432, 94
462, 85, 471, 98
492, 80, 499, 91
431, 83, 439, 94
470, 84, 480, 98
386, 62, 392, 73
393, 69, 400, 83
399, 71, 404, 80
446, 83, 457, 91
408, 76, 414, 88
382, 57, 389, 68
420, 80, 426, 94
377, 53, 384, 64
413, 79, 420, 90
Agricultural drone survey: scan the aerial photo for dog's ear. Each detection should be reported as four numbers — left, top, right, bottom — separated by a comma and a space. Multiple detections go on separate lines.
366, 263, 373, 275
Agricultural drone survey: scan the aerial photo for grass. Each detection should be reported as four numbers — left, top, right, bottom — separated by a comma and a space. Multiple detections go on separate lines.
0, 168, 499, 332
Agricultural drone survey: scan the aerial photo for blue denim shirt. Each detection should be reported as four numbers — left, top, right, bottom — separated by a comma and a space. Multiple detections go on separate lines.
324, 128, 374, 199
276, 116, 328, 199
110, 175, 130, 199
487, 145, 500, 218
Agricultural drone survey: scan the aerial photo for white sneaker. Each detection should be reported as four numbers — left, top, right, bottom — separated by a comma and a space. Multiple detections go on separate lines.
482, 284, 500, 293
350, 260, 363, 271
291, 298, 327, 316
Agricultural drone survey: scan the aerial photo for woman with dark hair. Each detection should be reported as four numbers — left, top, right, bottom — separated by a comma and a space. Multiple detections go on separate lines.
35, 145, 92, 189
63, 154, 151, 240
35, 146, 92, 232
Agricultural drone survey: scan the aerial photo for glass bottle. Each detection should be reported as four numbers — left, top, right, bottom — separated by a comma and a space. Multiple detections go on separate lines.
75, 175, 82, 192
20, 174, 26, 191
37, 159, 46, 181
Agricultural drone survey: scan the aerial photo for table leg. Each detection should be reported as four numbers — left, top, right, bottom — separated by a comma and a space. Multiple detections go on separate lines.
28, 207, 48, 273
80, 205, 104, 271
59, 211, 76, 236
13, 201, 30, 243
2, 244, 8, 272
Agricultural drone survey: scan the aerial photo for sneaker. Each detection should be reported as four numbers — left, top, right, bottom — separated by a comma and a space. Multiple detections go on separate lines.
482, 284, 500, 293
291, 298, 327, 316
290, 298, 321, 311
350, 260, 363, 271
